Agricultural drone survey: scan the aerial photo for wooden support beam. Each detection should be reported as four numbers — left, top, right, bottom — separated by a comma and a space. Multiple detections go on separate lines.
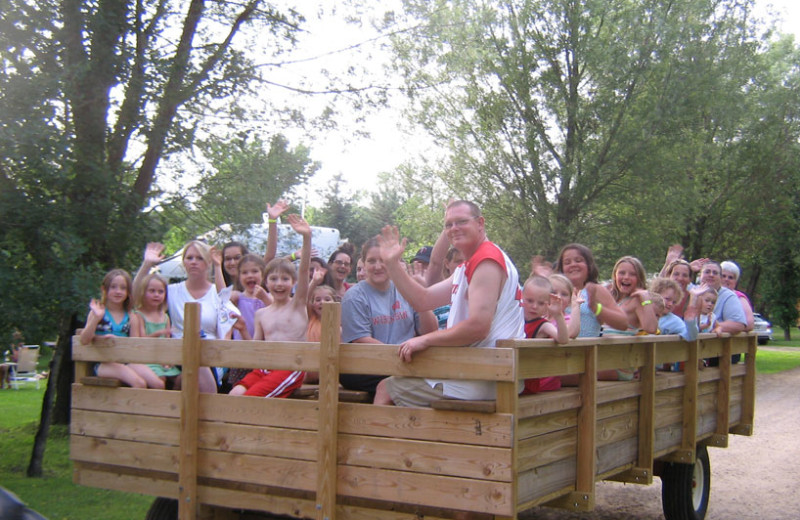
179, 303, 201, 520
316, 302, 341, 520
712, 337, 732, 447
731, 335, 757, 436
612, 342, 656, 485
547, 345, 597, 511
662, 339, 698, 464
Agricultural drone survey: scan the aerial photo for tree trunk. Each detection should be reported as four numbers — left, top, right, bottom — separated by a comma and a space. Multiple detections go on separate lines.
27, 313, 74, 476
52, 313, 81, 425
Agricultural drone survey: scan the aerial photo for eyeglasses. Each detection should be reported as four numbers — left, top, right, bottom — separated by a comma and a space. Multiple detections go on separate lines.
332, 260, 351, 268
703, 269, 720, 275
444, 216, 479, 230
720, 273, 737, 280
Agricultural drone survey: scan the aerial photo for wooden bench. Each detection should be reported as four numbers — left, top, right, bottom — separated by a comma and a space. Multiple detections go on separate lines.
70, 303, 756, 519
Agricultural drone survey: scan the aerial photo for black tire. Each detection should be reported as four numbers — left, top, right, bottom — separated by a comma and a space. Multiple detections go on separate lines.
757, 337, 768, 345
145, 497, 178, 520
661, 445, 711, 520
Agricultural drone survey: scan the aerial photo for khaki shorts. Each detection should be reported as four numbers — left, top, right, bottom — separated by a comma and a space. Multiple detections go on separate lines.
384, 376, 443, 407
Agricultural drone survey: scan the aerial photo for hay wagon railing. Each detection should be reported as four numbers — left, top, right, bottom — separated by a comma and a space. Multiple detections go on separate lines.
70, 302, 755, 520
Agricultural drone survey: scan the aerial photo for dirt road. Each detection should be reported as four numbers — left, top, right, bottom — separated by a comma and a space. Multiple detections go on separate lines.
521, 363, 800, 520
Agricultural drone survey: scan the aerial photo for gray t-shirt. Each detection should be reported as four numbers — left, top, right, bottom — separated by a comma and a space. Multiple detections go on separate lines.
341, 280, 421, 344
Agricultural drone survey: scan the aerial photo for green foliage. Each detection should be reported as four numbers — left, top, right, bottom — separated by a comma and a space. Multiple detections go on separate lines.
0, 0, 304, 346
186, 133, 319, 232
386, 0, 800, 293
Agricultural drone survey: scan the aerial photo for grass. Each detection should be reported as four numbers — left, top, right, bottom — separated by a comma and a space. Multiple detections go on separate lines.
0, 385, 152, 519
1, 331, 799, 518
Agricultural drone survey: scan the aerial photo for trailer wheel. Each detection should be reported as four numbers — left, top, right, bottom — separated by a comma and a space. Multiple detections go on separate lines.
661, 445, 711, 520
145, 497, 178, 520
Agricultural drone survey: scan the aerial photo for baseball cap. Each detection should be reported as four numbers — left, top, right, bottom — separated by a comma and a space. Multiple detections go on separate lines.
413, 246, 433, 264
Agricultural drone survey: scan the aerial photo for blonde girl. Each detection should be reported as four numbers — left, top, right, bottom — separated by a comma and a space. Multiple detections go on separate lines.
606, 256, 658, 335
80, 269, 162, 388
548, 273, 582, 339
130, 273, 178, 388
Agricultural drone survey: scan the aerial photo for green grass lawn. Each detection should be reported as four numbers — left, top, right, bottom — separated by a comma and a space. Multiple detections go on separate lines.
0, 385, 152, 519
2, 332, 799, 519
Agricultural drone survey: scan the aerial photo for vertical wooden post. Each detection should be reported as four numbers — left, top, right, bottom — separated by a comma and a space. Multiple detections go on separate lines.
732, 335, 757, 436
546, 345, 596, 511
316, 302, 341, 520
575, 345, 597, 503
708, 337, 732, 447
494, 346, 519, 520
179, 303, 201, 520
672, 339, 699, 463
634, 342, 655, 484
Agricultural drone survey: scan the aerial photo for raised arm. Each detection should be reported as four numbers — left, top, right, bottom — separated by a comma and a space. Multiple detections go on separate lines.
264, 199, 289, 264
659, 244, 684, 277
132, 243, 165, 300
378, 225, 451, 311
210, 247, 226, 292
287, 214, 312, 307
79, 299, 105, 345
567, 290, 583, 339
548, 294, 569, 344
397, 258, 504, 362
424, 229, 450, 287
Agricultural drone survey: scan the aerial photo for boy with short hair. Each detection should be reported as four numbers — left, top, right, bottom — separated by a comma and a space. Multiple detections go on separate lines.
230, 214, 311, 398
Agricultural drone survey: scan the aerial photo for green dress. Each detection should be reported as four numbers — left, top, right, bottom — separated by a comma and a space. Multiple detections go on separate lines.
136, 311, 181, 377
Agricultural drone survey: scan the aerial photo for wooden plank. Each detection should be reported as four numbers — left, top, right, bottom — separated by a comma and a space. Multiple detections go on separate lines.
72, 464, 177, 497
517, 346, 585, 379
518, 409, 577, 440
596, 436, 637, 475
71, 436, 178, 474
597, 395, 638, 421
518, 428, 576, 471
70, 409, 179, 446
517, 388, 581, 419
574, 345, 597, 508
596, 380, 641, 404
336, 465, 514, 516
596, 412, 639, 447
71, 384, 180, 417
316, 302, 341, 520
636, 342, 656, 484
200, 393, 319, 429
338, 343, 516, 382
339, 434, 512, 481
713, 338, 732, 447
431, 399, 496, 413
79, 376, 121, 387
338, 404, 513, 448
680, 339, 699, 461
517, 457, 575, 505
734, 335, 757, 436
72, 337, 183, 365
179, 303, 201, 520
71, 409, 321, 460
200, 450, 317, 491
494, 379, 517, 520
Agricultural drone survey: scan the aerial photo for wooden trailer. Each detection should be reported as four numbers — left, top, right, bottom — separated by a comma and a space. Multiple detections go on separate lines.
70, 302, 756, 520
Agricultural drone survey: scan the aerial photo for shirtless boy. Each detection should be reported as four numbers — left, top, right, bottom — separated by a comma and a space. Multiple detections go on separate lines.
230, 213, 311, 397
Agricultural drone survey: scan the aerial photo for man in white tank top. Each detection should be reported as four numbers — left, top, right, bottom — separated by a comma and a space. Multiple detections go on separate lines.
373, 200, 524, 407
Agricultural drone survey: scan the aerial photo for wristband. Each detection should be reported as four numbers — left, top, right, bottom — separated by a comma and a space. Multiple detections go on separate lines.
594, 303, 602, 316
290, 252, 297, 261
641, 299, 652, 306
268, 218, 277, 224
